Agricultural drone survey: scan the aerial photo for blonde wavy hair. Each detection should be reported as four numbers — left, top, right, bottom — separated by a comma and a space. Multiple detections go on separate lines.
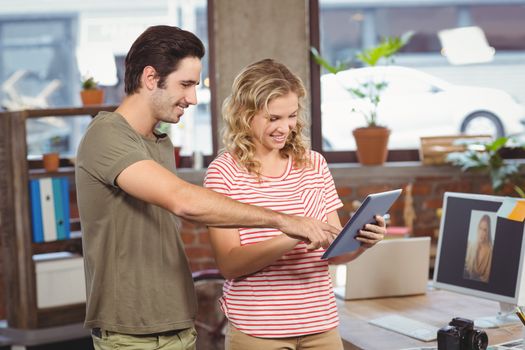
222, 58, 310, 175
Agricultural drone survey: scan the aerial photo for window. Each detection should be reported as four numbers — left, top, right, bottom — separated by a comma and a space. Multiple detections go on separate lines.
470, 5, 525, 51
315, 0, 525, 161
0, 16, 80, 158
0, 1, 212, 161
376, 7, 457, 53
319, 7, 363, 67
169, 0, 212, 156
382, 72, 436, 96
0, 17, 76, 109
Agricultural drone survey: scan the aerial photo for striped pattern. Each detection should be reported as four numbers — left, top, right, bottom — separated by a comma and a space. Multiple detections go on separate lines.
29, 177, 70, 243
204, 150, 343, 338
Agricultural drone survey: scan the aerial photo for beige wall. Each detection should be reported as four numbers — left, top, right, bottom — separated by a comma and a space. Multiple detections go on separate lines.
210, 0, 311, 146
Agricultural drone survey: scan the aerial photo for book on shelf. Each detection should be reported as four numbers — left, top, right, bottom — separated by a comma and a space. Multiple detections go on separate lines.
29, 177, 71, 243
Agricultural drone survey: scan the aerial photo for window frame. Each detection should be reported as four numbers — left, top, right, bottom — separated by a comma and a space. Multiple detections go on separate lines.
308, 0, 418, 163
309, 0, 525, 163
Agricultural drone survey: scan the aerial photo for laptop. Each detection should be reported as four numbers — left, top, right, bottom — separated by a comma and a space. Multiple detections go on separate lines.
332, 237, 431, 300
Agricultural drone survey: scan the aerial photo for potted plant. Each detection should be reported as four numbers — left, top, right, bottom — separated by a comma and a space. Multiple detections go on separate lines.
42, 135, 63, 172
311, 32, 413, 165
80, 76, 104, 105
446, 136, 525, 194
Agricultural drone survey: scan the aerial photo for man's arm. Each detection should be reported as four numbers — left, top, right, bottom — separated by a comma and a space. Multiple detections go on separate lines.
116, 160, 339, 249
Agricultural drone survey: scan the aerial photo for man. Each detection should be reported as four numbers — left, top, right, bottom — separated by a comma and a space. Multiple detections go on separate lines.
75, 25, 339, 350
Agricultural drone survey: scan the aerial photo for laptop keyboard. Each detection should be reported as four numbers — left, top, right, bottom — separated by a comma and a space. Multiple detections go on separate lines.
369, 315, 439, 342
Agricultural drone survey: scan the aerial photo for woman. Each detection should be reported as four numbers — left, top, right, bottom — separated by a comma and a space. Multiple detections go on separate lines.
204, 58, 386, 349
464, 214, 493, 282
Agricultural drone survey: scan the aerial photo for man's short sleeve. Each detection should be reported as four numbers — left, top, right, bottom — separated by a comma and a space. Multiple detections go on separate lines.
77, 114, 150, 187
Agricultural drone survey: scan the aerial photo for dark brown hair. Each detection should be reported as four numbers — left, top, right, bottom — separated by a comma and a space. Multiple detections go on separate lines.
124, 25, 205, 95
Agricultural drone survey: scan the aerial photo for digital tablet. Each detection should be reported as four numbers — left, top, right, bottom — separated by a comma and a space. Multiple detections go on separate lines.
322, 189, 402, 259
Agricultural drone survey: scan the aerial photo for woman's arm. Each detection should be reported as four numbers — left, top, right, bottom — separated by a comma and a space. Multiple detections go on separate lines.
207, 226, 300, 279
329, 213, 386, 265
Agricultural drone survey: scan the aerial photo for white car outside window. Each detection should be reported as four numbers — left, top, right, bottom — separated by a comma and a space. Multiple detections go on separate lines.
321, 66, 525, 150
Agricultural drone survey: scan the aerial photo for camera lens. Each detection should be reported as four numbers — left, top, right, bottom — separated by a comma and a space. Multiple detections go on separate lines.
471, 330, 488, 350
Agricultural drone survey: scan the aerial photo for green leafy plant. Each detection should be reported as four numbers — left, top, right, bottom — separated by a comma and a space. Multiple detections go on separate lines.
42, 135, 64, 154
310, 47, 347, 75
82, 76, 99, 90
356, 33, 413, 67
446, 136, 525, 193
515, 185, 525, 198
311, 31, 413, 127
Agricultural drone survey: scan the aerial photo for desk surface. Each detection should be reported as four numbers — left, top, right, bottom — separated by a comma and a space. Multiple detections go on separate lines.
337, 288, 523, 350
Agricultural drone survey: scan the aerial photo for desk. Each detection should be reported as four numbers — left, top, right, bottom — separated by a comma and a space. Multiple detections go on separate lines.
337, 288, 523, 350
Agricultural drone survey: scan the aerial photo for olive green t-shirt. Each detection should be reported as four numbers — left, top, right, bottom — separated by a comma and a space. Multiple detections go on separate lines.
75, 111, 196, 334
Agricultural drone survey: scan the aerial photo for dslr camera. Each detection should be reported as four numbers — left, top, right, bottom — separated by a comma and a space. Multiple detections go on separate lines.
437, 317, 488, 350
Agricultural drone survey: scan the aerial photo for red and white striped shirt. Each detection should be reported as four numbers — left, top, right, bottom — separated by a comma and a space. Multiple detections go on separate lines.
204, 150, 343, 338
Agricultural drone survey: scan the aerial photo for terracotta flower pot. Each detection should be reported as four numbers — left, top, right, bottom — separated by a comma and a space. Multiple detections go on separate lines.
352, 127, 390, 165
80, 89, 104, 105
43, 152, 60, 172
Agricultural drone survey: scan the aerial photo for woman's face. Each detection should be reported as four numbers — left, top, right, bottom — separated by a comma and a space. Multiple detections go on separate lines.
477, 218, 490, 243
250, 92, 299, 154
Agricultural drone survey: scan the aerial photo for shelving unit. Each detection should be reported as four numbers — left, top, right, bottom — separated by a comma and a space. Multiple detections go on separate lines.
0, 105, 116, 329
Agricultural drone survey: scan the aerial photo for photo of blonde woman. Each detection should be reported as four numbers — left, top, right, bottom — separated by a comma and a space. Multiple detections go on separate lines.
463, 211, 496, 283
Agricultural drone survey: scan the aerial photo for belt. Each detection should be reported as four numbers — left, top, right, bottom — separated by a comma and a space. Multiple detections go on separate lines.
91, 328, 185, 339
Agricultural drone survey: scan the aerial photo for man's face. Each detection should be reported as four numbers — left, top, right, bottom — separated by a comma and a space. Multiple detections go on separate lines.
150, 56, 202, 124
